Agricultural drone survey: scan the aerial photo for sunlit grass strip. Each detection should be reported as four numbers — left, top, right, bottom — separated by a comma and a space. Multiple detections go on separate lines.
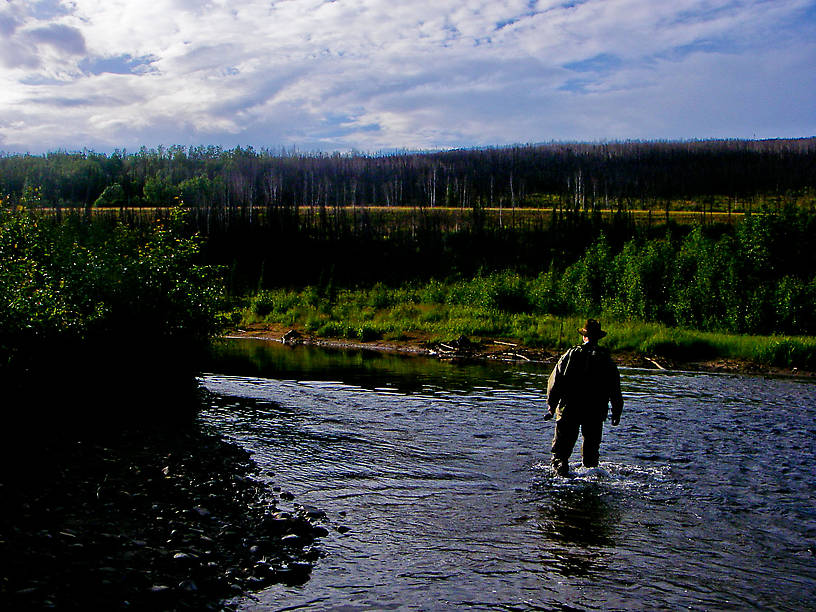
238, 286, 816, 370
603, 322, 816, 369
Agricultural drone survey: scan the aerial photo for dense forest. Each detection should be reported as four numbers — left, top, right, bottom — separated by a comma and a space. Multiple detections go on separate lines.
1, 138, 815, 212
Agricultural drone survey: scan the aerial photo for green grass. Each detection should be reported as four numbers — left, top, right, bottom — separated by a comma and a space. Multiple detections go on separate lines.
235, 280, 816, 370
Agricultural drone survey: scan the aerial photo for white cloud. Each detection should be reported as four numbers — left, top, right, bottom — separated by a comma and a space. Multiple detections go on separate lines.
0, 0, 814, 152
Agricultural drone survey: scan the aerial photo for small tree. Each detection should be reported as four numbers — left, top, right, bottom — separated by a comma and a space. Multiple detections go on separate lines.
93, 183, 126, 207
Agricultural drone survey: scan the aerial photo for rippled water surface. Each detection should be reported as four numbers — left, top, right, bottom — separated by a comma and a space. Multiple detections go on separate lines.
201, 339, 816, 611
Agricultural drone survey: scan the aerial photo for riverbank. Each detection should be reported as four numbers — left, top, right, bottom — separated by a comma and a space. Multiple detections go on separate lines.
237, 276, 816, 375
227, 322, 815, 378
0, 423, 330, 610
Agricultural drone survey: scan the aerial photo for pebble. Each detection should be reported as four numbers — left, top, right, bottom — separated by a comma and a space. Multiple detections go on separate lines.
289, 561, 313, 574
301, 505, 327, 520
16, 587, 39, 595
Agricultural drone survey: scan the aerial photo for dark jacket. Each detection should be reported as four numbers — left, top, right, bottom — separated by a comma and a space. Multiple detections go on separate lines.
546, 343, 623, 422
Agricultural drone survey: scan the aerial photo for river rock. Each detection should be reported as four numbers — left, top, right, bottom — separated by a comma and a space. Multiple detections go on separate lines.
282, 329, 302, 344
298, 505, 326, 520
302, 546, 324, 561
178, 579, 198, 592
191, 506, 211, 518
3, 427, 328, 610
252, 561, 273, 577
258, 515, 291, 535
289, 561, 312, 573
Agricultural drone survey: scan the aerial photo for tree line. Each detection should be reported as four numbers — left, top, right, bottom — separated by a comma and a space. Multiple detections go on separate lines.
1, 138, 814, 213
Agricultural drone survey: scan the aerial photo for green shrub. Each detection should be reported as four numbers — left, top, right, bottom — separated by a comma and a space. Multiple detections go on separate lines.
316, 321, 345, 337
250, 291, 276, 317
305, 313, 327, 332
356, 324, 382, 342
367, 283, 399, 309
250, 290, 301, 317
419, 279, 448, 304
0, 206, 224, 431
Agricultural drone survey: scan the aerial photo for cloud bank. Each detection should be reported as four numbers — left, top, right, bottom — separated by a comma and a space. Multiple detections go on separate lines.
1, 0, 814, 152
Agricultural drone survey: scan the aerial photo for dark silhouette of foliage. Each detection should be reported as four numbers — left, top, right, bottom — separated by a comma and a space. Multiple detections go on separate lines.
0, 206, 225, 433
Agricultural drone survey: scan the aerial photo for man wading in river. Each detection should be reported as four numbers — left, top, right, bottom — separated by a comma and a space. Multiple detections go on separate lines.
545, 319, 623, 477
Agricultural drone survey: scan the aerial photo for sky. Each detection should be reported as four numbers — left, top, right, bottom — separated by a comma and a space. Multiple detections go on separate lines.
0, 0, 815, 153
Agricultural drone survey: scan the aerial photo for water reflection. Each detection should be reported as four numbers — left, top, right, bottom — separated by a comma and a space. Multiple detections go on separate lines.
209, 338, 543, 394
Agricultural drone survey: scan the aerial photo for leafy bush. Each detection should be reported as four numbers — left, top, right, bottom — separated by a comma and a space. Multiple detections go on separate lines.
547, 210, 816, 336
0, 207, 224, 431
250, 290, 300, 318
316, 321, 346, 337
356, 324, 382, 342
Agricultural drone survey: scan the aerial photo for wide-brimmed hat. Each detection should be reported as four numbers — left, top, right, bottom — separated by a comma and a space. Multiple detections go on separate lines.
578, 318, 606, 339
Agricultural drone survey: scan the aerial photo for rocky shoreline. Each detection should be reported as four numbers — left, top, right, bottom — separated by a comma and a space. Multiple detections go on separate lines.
0, 423, 334, 610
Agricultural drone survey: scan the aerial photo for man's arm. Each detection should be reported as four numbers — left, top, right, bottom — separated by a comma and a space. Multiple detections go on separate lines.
545, 350, 571, 420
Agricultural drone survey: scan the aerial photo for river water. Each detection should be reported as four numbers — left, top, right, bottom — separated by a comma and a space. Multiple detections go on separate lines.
200, 338, 816, 611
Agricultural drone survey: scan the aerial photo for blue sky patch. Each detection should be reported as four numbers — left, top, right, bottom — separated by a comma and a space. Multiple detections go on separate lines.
563, 53, 622, 74
80, 54, 158, 76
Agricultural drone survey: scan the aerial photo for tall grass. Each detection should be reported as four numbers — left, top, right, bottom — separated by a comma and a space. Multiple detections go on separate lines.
239, 276, 816, 370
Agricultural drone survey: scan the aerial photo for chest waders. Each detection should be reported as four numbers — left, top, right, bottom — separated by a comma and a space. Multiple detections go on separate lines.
550, 345, 607, 475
